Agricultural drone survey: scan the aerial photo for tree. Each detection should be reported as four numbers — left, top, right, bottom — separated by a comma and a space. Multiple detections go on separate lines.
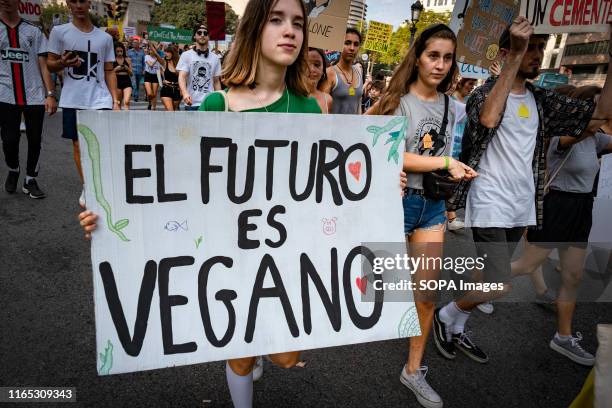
150, 0, 238, 35
40, 1, 104, 31
377, 10, 451, 66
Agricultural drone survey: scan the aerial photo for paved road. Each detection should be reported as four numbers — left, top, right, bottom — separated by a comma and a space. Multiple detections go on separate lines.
1, 106, 610, 407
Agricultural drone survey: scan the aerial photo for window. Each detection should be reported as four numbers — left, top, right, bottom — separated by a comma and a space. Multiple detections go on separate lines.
564, 41, 609, 57
554, 35, 562, 48
549, 53, 557, 68
427, 0, 430, 6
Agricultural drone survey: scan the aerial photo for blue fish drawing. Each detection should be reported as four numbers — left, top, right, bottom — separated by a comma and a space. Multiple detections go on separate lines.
164, 220, 188, 232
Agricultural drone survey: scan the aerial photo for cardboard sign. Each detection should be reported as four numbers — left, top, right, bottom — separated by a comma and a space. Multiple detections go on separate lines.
458, 62, 491, 79
77, 111, 419, 375
451, 0, 519, 68
147, 25, 193, 44
520, 0, 612, 34
306, 0, 352, 52
363, 21, 394, 54
18, 0, 41, 22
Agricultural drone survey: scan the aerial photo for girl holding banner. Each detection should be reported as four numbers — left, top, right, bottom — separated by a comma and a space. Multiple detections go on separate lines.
370, 24, 477, 408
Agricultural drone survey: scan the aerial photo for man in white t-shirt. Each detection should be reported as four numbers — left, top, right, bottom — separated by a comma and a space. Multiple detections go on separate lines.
177, 24, 221, 111
1, 0, 57, 198
46, 0, 117, 184
437, 18, 612, 363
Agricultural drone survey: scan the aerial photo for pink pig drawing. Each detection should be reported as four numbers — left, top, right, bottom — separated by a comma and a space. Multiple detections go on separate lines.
322, 217, 337, 235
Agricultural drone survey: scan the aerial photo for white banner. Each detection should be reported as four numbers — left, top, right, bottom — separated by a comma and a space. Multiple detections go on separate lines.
520, 0, 612, 34
78, 111, 419, 375
18, 0, 41, 22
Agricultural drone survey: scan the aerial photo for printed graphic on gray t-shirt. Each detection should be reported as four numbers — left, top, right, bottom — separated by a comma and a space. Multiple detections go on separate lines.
396, 92, 455, 189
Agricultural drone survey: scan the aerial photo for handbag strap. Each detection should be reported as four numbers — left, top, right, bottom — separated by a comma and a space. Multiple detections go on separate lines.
545, 144, 574, 191
439, 94, 449, 138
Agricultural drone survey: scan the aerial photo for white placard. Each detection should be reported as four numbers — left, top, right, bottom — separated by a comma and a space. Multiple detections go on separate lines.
597, 153, 612, 199
78, 111, 419, 375
520, 0, 612, 34
18, 0, 41, 22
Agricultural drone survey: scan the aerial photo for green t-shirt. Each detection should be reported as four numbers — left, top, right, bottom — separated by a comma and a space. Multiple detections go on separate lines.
199, 88, 322, 114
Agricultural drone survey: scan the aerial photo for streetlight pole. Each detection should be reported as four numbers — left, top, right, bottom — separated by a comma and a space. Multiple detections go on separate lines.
408, 0, 424, 48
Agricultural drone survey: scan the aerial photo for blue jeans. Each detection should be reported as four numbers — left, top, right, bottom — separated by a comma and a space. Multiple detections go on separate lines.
402, 192, 447, 235
132, 74, 143, 99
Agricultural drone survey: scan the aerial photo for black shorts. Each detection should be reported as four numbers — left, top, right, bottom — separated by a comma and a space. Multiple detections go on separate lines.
62, 108, 80, 140
160, 84, 181, 101
144, 72, 158, 83
117, 75, 132, 90
527, 189, 593, 248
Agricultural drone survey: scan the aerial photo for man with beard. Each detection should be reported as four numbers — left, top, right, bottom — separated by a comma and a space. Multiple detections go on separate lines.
435, 18, 612, 363
177, 24, 221, 111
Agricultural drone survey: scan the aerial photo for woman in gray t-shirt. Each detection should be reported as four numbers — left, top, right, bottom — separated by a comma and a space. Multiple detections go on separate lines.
512, 85, 612, 366
369, 24, 477, 408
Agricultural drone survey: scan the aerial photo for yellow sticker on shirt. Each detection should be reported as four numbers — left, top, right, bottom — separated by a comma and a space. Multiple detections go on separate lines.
348, 86, 355, 96
423, 133, 433, 149
518, 102, 530, 118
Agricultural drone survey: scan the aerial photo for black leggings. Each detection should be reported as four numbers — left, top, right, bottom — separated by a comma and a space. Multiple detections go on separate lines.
0, 102, 45, 177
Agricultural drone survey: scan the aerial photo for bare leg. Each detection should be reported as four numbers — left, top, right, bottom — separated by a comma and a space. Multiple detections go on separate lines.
123, 87, 132, 110
406, 226, 444, 374
151, 83, 159, 110
116, 89, 124, 110
161, 97, 174, 111
557, 247, 587, 335
72, 140, 83, 183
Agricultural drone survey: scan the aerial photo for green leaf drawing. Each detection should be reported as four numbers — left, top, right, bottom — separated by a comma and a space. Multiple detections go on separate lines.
77, 124, 130, 242
195, 236, 203, 249
99, 340, 114, 375
367, 117, 408, 164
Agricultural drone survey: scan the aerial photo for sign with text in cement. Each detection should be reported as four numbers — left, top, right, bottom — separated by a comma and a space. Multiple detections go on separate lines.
18, 0, 41, 22
306, 0, 351, 52
520, 0, 612, 34
77, 111, 419, 375
364, 21, 394, 54
147, 25, 193, 44
451, 0, 519, 69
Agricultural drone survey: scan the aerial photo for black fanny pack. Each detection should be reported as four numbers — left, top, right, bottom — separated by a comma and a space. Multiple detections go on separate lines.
422, 94, 458, 200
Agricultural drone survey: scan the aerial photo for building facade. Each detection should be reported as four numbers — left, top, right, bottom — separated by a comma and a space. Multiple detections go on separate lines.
425, 0, 455, 13
347, 0, 367, 28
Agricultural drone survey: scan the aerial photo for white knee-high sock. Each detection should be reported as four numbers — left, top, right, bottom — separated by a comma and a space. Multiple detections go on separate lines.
439, 302, 470, 339
226, 362, 253, 408
452, 306, 471, 335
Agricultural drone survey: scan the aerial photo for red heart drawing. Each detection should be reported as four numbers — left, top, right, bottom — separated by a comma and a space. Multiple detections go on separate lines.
355, 276, 367, 295
348, 161, 361, 181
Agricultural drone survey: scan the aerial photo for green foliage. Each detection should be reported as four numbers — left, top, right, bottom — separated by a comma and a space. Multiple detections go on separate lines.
377, 10, 451, 66
40, 2, 103, 31
150, 0, 238, 35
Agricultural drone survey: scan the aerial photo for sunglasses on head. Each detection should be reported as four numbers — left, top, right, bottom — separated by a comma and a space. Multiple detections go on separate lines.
196, 30, 209, 36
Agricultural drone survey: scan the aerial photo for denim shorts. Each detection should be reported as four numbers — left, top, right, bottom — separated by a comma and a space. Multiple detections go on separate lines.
403, 191, 447, 235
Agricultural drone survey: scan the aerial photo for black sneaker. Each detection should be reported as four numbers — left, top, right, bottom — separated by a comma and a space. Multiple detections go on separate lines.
433, 308, 456, 359
5, 170, 19, 193
22, 178, 46, 199
452, 331, 489, 363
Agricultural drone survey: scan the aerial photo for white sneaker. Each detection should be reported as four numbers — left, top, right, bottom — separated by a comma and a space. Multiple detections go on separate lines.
447, 218, 465, 231
476, 302, 494, 314
252, 356, 264, 381
400, 365, 443, 408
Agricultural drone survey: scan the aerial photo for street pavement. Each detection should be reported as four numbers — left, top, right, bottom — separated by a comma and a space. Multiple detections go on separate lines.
0, 103, 610, 407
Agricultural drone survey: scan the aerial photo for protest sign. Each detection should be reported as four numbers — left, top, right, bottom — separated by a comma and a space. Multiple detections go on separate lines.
206, 1, 226, 41
520, 0, 612, 34
78, 111, 419, 375
451, 0, 519, 68
363, 21, 394, 54
18, 0, 41, 22
147, 25, 193, 44
458, 62, 490, 79
597, 153, 612, 199
306, 0, 352, 52
123, 27, 136, 38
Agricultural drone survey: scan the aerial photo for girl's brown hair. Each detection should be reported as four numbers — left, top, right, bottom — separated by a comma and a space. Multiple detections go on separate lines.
221, 0, 310, 96
373, 24, 458, 115
164, 45, 180, 67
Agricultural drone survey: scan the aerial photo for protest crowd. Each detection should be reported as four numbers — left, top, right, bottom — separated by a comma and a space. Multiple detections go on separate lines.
1, 0, 612, 406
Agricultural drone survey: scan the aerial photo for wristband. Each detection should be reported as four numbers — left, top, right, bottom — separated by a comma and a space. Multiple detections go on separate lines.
444, 156, 450, 170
